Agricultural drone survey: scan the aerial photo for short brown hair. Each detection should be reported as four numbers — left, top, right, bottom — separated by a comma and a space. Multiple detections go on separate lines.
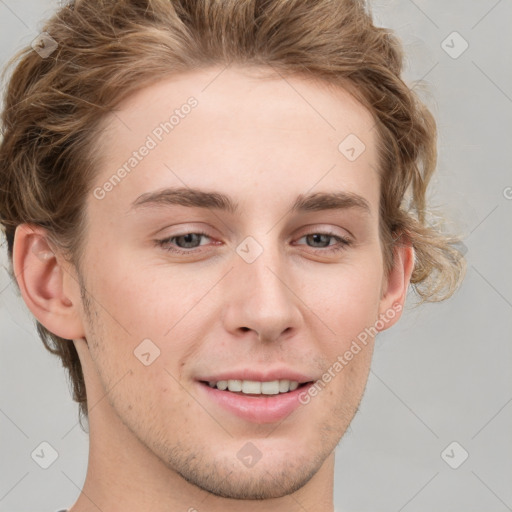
0, 0, 466, 426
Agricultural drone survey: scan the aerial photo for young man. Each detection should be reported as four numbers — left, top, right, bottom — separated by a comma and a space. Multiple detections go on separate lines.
0, 1, 465, 511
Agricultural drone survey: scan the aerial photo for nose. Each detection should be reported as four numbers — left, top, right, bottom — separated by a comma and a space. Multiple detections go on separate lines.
221, 239, 303, 344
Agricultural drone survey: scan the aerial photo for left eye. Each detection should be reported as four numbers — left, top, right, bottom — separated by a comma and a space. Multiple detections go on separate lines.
295, 232, 352, 254
156, 231, 352, 255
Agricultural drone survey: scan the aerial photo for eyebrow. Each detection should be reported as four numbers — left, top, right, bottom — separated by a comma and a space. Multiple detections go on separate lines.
129, 187, 371, 216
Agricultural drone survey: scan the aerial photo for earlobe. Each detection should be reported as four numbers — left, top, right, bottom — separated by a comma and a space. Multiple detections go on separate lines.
12, 224, 85, 340
377, 241, 415, 331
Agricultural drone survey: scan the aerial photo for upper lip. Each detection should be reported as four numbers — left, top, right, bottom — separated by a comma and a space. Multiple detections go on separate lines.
197, 369, 315, 384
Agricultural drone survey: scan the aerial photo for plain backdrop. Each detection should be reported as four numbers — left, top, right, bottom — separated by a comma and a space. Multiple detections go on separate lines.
1, 1, 511, 511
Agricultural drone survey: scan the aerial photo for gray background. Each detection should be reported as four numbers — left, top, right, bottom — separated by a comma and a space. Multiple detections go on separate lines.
1, 1, 511, 511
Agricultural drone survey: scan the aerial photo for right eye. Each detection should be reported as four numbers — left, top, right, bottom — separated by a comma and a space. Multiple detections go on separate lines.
156, 231, 214, 254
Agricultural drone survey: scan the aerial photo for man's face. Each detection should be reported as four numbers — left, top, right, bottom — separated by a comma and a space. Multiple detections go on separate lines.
72, 65, 395, 499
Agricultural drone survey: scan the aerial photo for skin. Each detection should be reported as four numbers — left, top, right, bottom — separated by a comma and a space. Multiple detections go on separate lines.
14, 65, 413, 512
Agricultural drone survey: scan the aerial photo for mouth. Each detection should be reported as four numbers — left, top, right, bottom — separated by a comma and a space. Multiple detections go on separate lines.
199, 379, 313, 397
197, 379, 316, 423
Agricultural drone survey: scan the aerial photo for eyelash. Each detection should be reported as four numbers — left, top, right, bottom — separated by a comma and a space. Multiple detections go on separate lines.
155, 230, 352, 256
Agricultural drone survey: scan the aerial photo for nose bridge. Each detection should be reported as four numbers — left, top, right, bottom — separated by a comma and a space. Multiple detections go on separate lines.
223, 233, 302, 341
243, 241, 287, 300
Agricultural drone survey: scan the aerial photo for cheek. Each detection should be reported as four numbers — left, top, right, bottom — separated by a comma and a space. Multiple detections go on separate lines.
83, 260, 206, 392
313, 264, 382, 327
87, 253, 187, 339
306, 263, 382, 381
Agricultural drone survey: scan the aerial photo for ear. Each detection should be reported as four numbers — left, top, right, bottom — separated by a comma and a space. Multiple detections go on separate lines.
12, 224, 85, 340
376, 238, 415, 332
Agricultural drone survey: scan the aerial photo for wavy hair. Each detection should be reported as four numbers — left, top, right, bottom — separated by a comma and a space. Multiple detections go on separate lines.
0, 0, 466, 426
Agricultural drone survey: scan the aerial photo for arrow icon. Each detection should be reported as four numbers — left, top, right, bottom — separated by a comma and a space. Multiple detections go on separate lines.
338, 134, 365, 161
134, 339, 161, 366
236, 236, 263, 263
441, 31, 468, 59
441, 441, 468, 469
237, 441, 263, 468
31, 441, 59, 468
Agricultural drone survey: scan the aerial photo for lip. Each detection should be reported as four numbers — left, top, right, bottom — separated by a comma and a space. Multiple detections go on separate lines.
197, 369, 314, 384
196, 380, 315, 423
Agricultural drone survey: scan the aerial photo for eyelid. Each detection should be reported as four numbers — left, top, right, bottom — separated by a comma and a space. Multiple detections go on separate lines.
294, 223, 352, 239
155, 226, 353, 256
156, 223, 352, 243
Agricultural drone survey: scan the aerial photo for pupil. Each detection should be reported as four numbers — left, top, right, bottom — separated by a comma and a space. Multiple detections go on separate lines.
179, 233, 199, 248
309, 234, 328, 247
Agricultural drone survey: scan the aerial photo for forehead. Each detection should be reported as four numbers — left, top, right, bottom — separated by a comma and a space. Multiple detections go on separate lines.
90, 65, 380, 218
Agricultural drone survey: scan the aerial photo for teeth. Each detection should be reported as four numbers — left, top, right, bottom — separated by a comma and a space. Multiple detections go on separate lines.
261, 381, 279, 395
216, 380, 228, 390
208, 379, 302, 395
227, 379, 242, 392
242, 380, 261, 394
279, 379, 290, 392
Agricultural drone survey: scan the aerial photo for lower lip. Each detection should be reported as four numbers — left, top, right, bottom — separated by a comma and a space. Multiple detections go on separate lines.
197, 381, 314, 423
